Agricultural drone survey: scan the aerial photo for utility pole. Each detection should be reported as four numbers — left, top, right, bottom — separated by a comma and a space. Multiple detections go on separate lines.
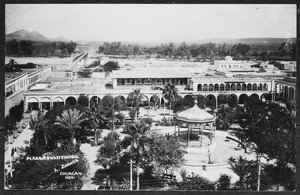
8, 135, 13, 177
257, 156, 261, 191
128, 159, 133, 190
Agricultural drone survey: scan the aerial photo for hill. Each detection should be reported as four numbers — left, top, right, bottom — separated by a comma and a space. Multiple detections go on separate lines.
6, 29, 69, 42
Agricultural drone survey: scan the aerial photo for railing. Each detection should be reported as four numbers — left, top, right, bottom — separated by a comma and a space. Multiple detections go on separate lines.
179, 139, 212, 148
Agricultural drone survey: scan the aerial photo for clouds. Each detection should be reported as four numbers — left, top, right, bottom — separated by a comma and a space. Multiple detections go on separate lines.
5, 4, 296, 42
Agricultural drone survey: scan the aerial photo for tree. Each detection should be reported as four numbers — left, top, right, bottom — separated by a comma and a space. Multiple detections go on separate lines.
231, 43, 251, 58
217, 174, 231, 190
190, 44, 201, 58
228, 156, 251, 190
127, 89, 146, 121
19, 40, 34, 56
77, 69, 92, 78
55, 109, 86, 144
149, 134, 186, 176
6, 39, 20, 54
29, 111, 49, 148
278, 42, 291, 59
157, 83, 178, 122
215, 104, 235, 130
96, 132, 122, 169
77, 94, 89, 107
103, 61, 120, 72
177, 174, 215, 190
9, 142, 88, 189
87, 108, 104, 145
238, 101, 296, 165
122, 121, 152, 190
8, 100, 24, 126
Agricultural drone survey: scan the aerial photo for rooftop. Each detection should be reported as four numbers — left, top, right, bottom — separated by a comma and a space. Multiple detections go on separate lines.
5, 67, 49, 83
175, 100, 215, 123
111, 69, 192, 79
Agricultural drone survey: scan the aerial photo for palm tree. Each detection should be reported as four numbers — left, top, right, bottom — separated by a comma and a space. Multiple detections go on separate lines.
123, 121, 152, 190
157, 83, 178, 122
29, 111, 49, 146
55, 108, 86, 144
227, 155, 251, 190
127, 89, 147, 121
89, 108, 105, 145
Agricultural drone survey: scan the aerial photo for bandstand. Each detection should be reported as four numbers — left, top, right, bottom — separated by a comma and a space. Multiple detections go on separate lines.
175, 100, 216, 148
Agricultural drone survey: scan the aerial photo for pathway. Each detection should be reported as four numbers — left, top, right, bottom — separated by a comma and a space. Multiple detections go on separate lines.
80, 143, 102, 190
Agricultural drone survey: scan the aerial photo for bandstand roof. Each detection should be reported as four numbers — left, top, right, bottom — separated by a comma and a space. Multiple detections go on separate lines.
175, 100, 215, 123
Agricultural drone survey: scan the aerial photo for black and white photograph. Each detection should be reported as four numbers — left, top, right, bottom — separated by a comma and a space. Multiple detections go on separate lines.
4, 3, 297, 191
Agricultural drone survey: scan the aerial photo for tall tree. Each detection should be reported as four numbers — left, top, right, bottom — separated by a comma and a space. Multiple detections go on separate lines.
228, 156, 251, 190
55, 109, 86, 144
150, 133, 186, 176
122, 121, 152, 190
127, 89, 147, 121
95, 132, 122, 169
29, 111, 49, 147
157, 83, 178, 122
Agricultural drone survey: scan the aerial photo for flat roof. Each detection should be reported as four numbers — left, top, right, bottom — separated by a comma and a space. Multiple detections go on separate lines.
5, 67, 49, 83
112, 70, 192, 79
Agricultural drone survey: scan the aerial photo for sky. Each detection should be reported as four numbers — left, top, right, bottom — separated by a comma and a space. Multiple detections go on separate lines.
5, 4, 297, 42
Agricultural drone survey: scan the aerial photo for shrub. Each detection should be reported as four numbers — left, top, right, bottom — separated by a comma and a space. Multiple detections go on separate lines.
217, 174, 231, 190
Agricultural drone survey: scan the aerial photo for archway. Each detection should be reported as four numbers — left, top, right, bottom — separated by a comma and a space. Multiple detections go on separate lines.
205, 94, 216, 110
239, 94, 248, 104
90, 96, 101, 108
115, 96, 126, 110
217, 94, 227, 107
249, 93, 259, 103
253, 83, 257, 91
27, 97, 39, 111
197, 84, 202, 91
242, 83, 246, 91
208, 84, 213, 91
236, 83, 241, 91
225, 83, 230, 91
220, 84, 225, 91
150, 95, 160, 108
258, 83, 262, 91
214, 84, 219, 91
78, 94, 89, 107
247, 83, 252, 91
140, 96, 149, 107
261, 93, 271, 102
228, 94, 238, 108
230, 83, 236, 91
66, 96, 77, 106
53, 97, 64, 108
263, 83, 268, 91
284, 86, 289, 99
203, 84, 208, 92
289, 87, 295, 100
196, 95, 206, 109
41, 97, 51, 110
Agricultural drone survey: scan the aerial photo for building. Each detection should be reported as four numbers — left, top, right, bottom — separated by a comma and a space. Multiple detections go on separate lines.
111, 69, 191, 89
5, 67, 52, 98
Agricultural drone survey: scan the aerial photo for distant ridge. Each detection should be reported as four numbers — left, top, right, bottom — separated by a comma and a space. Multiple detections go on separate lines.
5, 29, 69, 42
126, 37, 296, 47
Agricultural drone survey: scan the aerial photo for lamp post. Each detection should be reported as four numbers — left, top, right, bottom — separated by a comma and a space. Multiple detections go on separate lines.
208, 147, 212, 164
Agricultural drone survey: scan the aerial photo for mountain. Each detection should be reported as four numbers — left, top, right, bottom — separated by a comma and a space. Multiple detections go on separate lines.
6, 29, 69, 42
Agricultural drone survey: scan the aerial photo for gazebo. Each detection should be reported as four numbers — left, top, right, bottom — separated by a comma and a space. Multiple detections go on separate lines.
175, 100, 216, 147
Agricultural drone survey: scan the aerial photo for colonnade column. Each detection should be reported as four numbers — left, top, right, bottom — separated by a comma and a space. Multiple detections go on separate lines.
187, 123, 190, 146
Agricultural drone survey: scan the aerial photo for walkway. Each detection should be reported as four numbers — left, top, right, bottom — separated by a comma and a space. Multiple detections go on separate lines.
79, 143, 102, 190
